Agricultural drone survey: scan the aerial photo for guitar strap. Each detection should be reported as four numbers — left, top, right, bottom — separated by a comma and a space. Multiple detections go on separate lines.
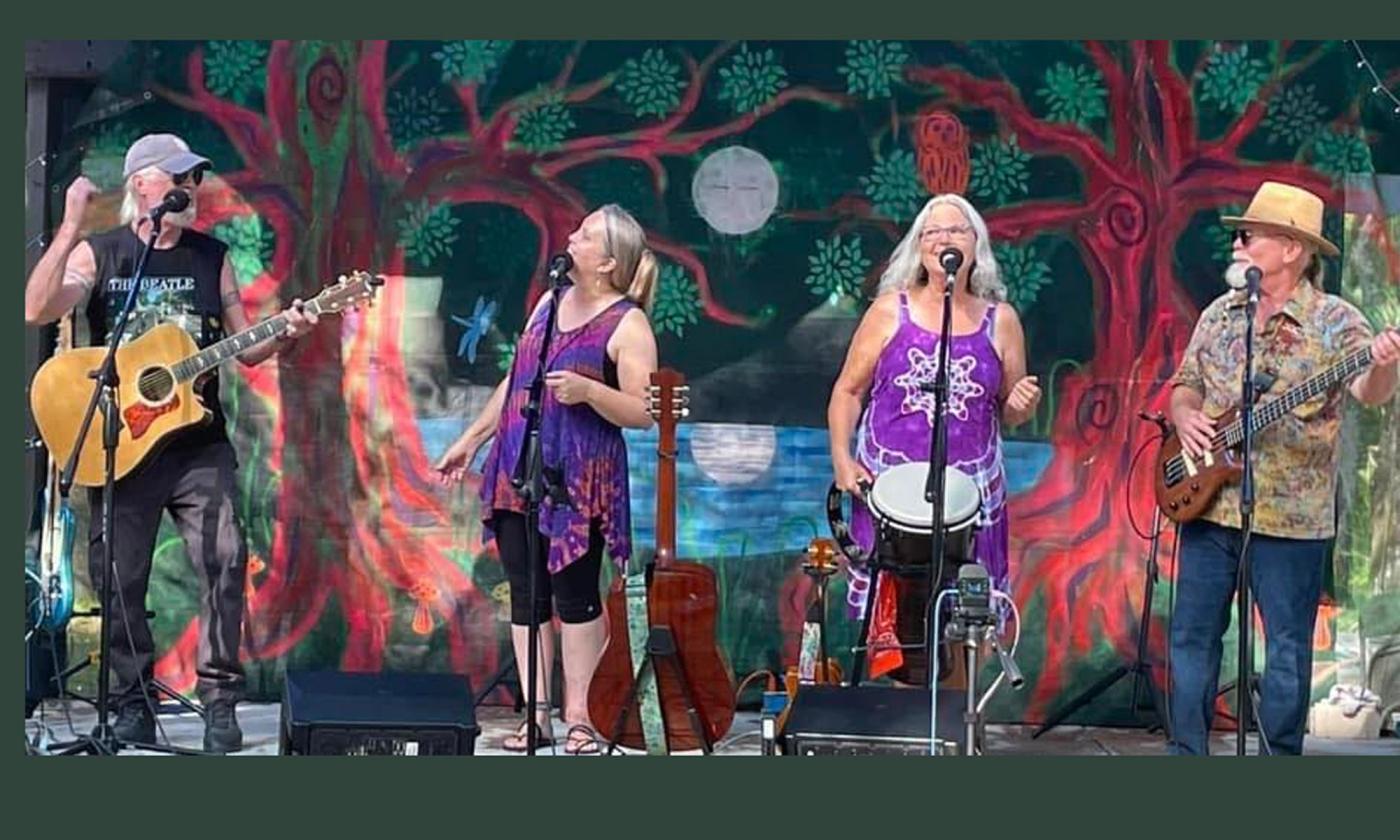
624, 564, 667, 755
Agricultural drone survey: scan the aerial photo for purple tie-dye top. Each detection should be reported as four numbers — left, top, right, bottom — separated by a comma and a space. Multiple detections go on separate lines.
479, 289, 636, 573
846, 291, 1009, 617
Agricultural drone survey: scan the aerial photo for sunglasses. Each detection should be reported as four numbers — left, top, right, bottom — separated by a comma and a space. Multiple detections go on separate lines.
1231, 229, 1254, 246
171, 168, 205, 187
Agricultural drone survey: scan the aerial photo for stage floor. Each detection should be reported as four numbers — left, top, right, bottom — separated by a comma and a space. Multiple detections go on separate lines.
24, 699, 1400, 756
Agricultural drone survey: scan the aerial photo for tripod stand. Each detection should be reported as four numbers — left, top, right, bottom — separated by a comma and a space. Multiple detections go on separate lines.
473, 655, 524, 711
1033, 503, 1171, 739
1033, 411, 1175, 738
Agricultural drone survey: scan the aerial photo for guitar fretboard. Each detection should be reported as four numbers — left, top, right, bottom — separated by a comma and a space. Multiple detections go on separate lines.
1164, 343, 1376, 482
170, 300, 326, 382
1215, 345, 1373, 447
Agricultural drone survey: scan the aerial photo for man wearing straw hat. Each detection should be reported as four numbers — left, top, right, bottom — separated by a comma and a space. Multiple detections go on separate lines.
1167, 180, 1400, 755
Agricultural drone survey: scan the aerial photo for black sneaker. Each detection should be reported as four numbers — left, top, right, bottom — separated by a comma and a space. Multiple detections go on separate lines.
111, 702, 155, 744
203, 699, 243, 754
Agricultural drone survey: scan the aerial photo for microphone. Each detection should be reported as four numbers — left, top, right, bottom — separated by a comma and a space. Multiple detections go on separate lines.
1226, 263, 1261, 291
938, 248, 964, 277
149, 189, 191, 220
1245, 265, 1262, 304
547, 253, 573, 286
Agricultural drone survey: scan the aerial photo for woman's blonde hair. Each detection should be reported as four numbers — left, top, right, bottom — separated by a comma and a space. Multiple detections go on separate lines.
599, 203, 657, 311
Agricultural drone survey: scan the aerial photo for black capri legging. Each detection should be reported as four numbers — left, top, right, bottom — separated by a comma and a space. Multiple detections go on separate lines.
493, 510, 605, 625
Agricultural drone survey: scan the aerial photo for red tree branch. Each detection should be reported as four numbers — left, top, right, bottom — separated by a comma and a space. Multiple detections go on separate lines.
357, 41, 408, 181
1175, 160, 1337, 206
539, 86, 851, 180
1128, 41, 1168, 175
648, 233, 754, 327
1083, 40, 1132, 163
454, 84, 485, 137
552, 41, 584, 90
1209, 40, 1333, 158
153, 49, 276, 177
985, 199, 1097, 241
1146, 40, 1197, 173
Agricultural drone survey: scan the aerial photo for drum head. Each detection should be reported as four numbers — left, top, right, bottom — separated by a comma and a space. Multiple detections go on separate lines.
868, 462, 981, 534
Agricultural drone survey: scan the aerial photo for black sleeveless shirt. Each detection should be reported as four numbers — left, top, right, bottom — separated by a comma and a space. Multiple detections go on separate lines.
85, 226, 230, 450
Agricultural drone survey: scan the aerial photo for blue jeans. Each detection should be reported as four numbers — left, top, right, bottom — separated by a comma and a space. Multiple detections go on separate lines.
1167, 520, 1327, 755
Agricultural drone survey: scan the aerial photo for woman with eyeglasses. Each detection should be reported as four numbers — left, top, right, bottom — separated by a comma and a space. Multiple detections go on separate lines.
827, 194, 1040, 685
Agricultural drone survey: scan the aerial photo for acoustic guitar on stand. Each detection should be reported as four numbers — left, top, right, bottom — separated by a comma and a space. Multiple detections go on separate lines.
587, 368, 736, 753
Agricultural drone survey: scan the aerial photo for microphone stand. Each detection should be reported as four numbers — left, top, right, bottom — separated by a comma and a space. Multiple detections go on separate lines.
1234, 272, 1269, 755
509, 271, 569, 756
49, 208, 206, 756
923, 260, 957, 699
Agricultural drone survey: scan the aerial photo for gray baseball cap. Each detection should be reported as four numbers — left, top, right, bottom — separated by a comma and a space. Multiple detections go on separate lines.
122, 133, 212, 180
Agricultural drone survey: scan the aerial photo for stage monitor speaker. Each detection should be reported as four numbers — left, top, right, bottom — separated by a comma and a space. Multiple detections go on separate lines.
280, 670, 480, 756
780, 684, 970, 755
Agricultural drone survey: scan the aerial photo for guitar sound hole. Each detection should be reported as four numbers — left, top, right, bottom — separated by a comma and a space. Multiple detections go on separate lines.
136, 367, 175, 403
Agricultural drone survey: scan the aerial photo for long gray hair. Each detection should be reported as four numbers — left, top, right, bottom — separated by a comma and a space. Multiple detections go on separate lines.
876, 194, 1007, 302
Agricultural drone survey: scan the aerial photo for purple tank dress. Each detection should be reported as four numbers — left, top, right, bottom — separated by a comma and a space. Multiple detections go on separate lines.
479, 290, 636, 573
846, 292, 1009, 619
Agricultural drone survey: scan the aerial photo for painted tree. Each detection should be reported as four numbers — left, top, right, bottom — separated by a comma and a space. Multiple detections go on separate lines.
128, 39, 1390, 716
146, 39, 853, 691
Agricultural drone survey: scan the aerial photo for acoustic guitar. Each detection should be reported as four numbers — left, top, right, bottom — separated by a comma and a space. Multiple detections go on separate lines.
586, 368, 736, 753
30, 271, 381, 487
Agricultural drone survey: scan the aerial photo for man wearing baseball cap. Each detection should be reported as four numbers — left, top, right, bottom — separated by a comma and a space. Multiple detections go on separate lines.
1167, 180, 1399, 754
25, 132, 317, 753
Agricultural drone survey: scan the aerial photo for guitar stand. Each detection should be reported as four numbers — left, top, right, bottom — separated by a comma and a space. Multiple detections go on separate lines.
473, 657, 525, 712
604, 625, 713, 755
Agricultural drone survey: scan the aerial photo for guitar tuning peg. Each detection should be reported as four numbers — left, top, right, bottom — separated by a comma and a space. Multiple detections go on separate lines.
680, 408, 691, 418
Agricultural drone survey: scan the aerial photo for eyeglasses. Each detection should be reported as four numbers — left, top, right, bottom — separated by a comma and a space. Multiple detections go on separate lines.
921, 224, 973, 239
171, 168, 205, 187
1231, 229, 1253, 246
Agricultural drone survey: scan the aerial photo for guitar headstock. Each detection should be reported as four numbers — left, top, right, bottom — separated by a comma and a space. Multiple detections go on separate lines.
803, 538, 840, 575
647, 368, 690, 426
312, 271, 385, 315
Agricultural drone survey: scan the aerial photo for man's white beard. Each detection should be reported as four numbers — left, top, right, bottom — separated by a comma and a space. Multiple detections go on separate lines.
1224, 261, 1249, 291
164, 203, 198, 228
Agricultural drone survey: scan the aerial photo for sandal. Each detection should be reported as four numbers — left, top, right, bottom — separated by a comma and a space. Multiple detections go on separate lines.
564, 723, 601, 756
502, 720, 554, 752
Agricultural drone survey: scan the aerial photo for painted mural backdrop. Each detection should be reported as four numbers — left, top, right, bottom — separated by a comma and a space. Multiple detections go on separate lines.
48, 40, 1400, 724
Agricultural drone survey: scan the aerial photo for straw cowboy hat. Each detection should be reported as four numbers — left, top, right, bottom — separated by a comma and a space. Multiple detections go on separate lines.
1222, 181, 1339, 257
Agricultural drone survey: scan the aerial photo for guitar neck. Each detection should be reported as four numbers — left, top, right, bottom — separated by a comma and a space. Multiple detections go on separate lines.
1218, 345, 1374, 445
170, 302, 322, 383
655, 436, 677, 563
649, 370, 687, 566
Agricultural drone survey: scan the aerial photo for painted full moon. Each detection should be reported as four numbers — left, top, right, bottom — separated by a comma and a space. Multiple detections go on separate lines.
691, 146, 780, 236
688, 423, 778, 485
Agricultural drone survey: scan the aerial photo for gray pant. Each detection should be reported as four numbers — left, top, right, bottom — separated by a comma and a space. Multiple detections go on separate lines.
88, 439, 248, 707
